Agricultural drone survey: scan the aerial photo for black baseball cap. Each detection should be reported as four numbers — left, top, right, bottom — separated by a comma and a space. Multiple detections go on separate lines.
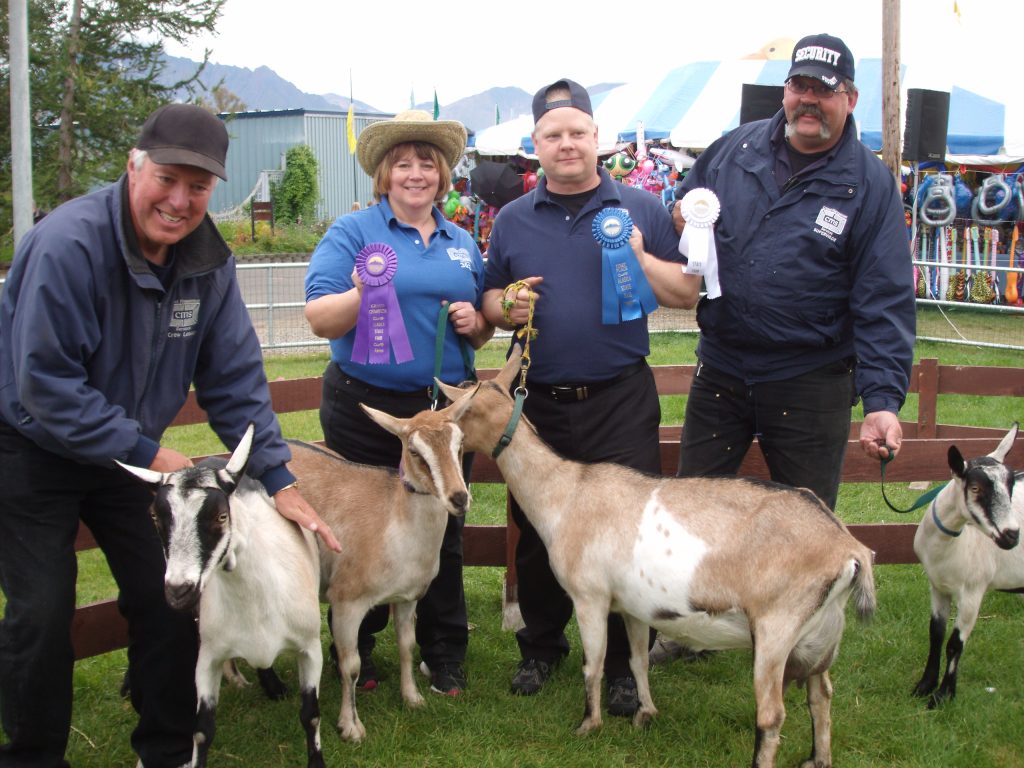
788, 33, 855, 90
136, 103, 229, 180
532, 78, 593, 124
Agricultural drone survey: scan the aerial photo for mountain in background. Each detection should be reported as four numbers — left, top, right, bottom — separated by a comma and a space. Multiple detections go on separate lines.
160, 55, 620, 133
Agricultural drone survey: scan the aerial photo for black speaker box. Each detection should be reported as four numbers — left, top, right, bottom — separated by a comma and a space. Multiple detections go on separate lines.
740, 84, 784, 124
904, 88, 950, 162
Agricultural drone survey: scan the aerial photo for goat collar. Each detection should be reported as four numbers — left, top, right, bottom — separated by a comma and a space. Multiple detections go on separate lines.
492, 387, 527, 459
398, 457, 429, 495
930, 500, 963, 538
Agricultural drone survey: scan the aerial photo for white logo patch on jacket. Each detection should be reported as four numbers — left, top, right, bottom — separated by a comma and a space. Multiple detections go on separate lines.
168, 299, 200, 339
447, 247, 474, 270
814, 206, 848, 243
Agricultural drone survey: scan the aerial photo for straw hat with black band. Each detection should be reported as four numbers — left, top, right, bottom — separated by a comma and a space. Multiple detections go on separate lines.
356, 109, 467, 176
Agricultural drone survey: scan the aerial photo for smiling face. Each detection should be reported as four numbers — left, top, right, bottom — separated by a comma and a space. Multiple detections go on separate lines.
126, 151, 216, 264
531, 105, 600, 194
782, 76, 858, 154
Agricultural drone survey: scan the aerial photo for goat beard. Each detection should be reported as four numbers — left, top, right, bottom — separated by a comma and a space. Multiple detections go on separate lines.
784, 104, 832, 143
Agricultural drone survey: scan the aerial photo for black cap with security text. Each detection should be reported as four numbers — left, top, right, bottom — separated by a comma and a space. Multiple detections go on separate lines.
787, 33, 855, 91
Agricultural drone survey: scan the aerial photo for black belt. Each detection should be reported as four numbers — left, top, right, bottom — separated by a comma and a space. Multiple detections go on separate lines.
338, 371, 433, 400
533, 360, 647, 403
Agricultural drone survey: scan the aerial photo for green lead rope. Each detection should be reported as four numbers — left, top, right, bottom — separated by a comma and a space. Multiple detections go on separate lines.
430, 302, 476, 409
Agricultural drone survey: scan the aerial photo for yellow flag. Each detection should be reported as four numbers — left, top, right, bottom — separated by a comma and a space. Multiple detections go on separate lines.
346, 102, 357, 154
953, 1, 961, 21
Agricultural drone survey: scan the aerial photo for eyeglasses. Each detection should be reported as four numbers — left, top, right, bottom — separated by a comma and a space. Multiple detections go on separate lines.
785, 79, 849, 99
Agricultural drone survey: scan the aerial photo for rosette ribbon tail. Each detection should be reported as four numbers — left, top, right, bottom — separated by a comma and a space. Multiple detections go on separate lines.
350, 243, 414, 365
679, 188, 722, 299
593, 208, 658, 324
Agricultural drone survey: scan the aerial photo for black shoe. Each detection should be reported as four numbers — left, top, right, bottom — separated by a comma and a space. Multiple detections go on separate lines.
607, 675, 640, 717
510, 658, 556, 696
420, 661, 466, 696
357, 648, 379, 690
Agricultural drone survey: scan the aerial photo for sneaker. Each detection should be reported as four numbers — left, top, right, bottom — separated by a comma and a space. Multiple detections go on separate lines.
510, 658, 556, 696
329, 643, 378, 690
606, 675, 640, 717
419, 660, 466, 696
357, 648, 379, 691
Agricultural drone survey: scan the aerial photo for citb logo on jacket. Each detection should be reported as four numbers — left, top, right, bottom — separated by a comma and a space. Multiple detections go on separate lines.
168, 299, 200, 338
814, 206, 847, 243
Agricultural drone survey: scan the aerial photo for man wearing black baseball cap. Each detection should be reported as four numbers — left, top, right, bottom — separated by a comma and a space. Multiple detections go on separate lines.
0, 103, 339, 768
481, 79, 697, 716
654, 34, 914, 668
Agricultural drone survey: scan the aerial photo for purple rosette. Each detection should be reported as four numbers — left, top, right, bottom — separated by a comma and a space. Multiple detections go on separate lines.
350, 243, 414, 365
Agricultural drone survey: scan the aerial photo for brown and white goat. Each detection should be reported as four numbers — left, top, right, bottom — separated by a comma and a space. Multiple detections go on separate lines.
285, 401, 472, 743
438, 348, 876, 768
118, 424, 324, 768
912, 422, 1022, 708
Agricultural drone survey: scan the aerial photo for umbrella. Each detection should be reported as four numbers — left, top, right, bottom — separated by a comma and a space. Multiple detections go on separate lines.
470, 160, 524, 207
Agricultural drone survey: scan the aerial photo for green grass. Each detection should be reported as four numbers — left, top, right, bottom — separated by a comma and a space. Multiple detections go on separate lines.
9, 331, 1024, 766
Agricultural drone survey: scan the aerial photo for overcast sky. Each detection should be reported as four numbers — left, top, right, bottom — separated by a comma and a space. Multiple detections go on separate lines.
164, 1, 1017, 113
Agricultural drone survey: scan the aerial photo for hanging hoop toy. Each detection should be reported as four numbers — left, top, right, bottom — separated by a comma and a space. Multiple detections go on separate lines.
918, 174, 955, 227
971, 175, 1011, 222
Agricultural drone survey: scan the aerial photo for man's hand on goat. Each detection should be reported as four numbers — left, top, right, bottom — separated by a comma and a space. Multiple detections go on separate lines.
274, 485, 342, 552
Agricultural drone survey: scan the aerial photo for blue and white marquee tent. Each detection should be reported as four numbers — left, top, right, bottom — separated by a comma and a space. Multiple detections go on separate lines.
473, 58, 1023, 165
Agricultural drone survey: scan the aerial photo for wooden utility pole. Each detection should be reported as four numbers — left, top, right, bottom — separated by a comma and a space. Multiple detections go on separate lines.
9, 0, 33, 247
881, 0, 902, 180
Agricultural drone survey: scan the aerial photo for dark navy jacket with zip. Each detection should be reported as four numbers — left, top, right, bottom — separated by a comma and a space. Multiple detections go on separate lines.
679, 110, 915, 415
0, 175, 294, 492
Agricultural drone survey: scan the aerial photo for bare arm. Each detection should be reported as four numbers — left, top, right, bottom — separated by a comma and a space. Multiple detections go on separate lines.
303, 268, 363, 339
630, 226, 700, 309
447, 300, 495, 349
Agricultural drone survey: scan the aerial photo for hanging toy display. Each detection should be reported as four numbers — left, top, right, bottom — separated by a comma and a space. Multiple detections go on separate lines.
970, 175, 1012, 223
918, 174, 956, 227
603, 152, 637, 180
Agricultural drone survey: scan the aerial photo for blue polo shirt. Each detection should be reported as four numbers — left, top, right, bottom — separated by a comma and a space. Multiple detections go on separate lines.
484, 169, 681, 383
305, 196, 485, 391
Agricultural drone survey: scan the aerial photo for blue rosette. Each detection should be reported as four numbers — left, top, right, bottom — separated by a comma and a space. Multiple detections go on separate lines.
592, 207, 657, 324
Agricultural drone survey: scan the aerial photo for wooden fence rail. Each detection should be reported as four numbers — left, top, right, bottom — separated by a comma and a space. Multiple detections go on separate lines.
70, 359, 1023, 660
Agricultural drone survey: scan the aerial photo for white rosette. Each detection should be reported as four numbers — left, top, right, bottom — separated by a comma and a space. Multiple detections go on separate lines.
678, 188, 722, 299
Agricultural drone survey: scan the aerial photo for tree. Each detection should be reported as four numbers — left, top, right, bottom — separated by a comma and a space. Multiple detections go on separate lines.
272, 145, 319, 224
1, 0, 225, 248
195, 83, 246, 115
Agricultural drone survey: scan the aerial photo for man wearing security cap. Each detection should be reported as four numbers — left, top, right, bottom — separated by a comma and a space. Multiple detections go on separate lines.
482, 78, 699, 716
667, 32, 914, 565
0, 103, 339, 768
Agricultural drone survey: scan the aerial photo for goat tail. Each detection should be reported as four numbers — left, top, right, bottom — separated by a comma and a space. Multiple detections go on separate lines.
850, 555, 877, 624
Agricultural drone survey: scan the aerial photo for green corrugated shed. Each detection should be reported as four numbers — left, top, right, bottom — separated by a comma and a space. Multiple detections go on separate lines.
212, 109, 389, 221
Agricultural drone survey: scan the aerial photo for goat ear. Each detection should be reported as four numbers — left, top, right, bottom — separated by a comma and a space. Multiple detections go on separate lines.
496, 344, 523, 390
115, 460, 168, 487
437, 379, 468, 403
224, 422, 255, 477
360, 403, 407, 437
445, 383, 480, 422
990, 421, 1019, 463
948, 446, 967, 479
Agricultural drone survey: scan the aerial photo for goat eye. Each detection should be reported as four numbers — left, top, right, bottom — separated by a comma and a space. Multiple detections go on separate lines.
217, 511, 229, 524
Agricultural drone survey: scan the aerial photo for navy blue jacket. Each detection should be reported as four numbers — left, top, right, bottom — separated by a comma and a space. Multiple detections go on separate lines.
0, 176, 294, 492
680, 111, 915, 414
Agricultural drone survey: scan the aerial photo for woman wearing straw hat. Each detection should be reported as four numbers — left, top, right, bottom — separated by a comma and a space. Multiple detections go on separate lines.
304, 109, 491, 696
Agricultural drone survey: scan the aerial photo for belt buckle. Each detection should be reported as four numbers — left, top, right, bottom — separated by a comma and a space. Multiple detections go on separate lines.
550, 384, 588, 402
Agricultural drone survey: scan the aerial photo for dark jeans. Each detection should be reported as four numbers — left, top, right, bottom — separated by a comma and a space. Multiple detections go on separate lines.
511, 363, 660, 680
0, 422, 197, 768
677, 358, 856, 510
319, 363, 470, 667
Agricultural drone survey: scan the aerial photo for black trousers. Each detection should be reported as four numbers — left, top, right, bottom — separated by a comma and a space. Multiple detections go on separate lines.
319, 363, 470, 667
511, 363, 660, 679
0, 422, 197, 768
677, 358, 856, 510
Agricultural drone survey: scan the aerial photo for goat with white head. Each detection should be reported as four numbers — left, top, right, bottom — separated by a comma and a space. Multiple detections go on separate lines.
438, 347, 876, 768
285, 400, 472, 743
912, 422, 1022, 708
118, 423, 324, 768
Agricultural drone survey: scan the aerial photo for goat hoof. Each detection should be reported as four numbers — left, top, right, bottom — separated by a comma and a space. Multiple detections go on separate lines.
337, 719, 366, 743
799, 759, 831, 768
632, 708, 656, 729
911, 681, 935, 699
575, 718, 601, 736
405, 692, 426, 709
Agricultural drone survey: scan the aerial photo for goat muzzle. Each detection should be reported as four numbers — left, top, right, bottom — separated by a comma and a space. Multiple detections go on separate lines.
995, 527, 1020, 551
165, 580, 201, 611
